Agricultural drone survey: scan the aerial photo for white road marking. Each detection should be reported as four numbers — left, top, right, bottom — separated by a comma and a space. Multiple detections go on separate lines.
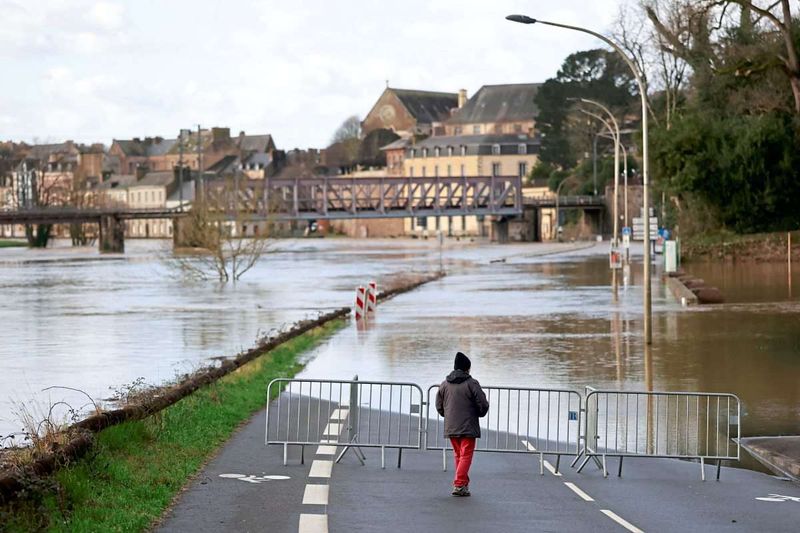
329, 408, 349, 421
303, 484, 329, 505
520, 440, 562, 476
319, 439, 338, 444
564, 482, 594, 502
217, 473, 290, 483
323, 422, 342, 437
601, 509, 645, 533
756, 494, 800, 503
316, 445, 337, 455
308, 460, 333, 479
298, 513, 328, 533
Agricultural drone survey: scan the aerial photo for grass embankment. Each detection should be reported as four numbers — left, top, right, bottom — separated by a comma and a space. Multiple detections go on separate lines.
1, 319, 344, 532
0, 240, 27, 248
682, 230, 799, 262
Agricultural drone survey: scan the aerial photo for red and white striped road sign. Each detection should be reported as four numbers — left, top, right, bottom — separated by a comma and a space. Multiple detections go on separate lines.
355, 286, 367, 321
367, 281, 377, 313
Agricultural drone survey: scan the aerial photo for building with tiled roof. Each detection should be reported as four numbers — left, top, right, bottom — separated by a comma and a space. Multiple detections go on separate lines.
362, 87, 459, 138
444, 83, 541, 136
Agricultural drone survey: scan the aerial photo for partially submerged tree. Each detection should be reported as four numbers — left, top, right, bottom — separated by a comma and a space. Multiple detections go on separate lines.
170, 179, 272, 282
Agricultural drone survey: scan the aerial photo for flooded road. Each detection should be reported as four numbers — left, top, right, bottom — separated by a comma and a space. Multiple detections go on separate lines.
1, 239, 798, 445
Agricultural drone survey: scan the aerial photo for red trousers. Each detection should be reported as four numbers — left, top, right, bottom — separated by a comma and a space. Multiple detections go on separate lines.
449, 437, 476, 487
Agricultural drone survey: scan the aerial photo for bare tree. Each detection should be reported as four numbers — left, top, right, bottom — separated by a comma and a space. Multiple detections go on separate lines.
170, 178, 272, 282
330, 115, 362, 144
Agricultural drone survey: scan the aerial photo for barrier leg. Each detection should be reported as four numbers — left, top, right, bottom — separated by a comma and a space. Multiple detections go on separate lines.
618, 456, 623, 477
381, 446, 386, 470
602, 454, 608, 478
716, 460, 721, 481
539, 452, 544, 476
576, 455, 592, 473
283, 443, 288, 466
301, 445, 305, 465
397, 448, 403, 469
700, 457, 706, 481
570, 450, 583, 468
555, 455, 561, 474
442, 448, 447, 472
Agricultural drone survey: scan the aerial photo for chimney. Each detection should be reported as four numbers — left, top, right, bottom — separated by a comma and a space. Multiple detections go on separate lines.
458, 89, 468, 108
212, 127, 231, 144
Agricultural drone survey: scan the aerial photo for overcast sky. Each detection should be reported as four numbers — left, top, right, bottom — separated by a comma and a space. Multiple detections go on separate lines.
1, 0, 623, 149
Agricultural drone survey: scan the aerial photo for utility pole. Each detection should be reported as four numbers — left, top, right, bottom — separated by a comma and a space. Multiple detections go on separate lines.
592, 133, 598, 196
178, 129, 185, 211
197, 124, 203, 202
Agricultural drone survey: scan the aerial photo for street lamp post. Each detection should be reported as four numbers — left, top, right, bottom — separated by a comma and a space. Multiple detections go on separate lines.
507, 14, 652, 344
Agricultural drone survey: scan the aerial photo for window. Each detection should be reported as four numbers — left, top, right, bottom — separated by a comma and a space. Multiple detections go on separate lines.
518, 162, 528, 178
410, 148, 416, 158
460, 145, 467, 156
491, 162, 501, 177
417, 217, 428, 228
422, 148, 428, 158
422, 166, 426, 177
492, 144, 501, 155
454, 126, 462, 135
460, 164, 465, 178
514, 123, 523, 133
434, 165, 439, 178
409, 167, 414, 177
447, 146, 454, 157
434, 147, 440, 157
473, 125, 481, 134
518, 143, 527, 155
447, 165, 452, 177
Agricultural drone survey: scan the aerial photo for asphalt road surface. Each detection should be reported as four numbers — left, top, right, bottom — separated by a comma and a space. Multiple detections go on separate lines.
157, 394, 800, 533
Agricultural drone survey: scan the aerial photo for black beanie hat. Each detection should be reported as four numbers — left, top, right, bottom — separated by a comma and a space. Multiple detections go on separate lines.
454, 351, 471, 371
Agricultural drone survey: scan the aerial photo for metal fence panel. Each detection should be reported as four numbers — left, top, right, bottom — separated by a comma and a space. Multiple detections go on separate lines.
266, 378, 425, 457
425, 384, 582, 456
579, 389, 741, 479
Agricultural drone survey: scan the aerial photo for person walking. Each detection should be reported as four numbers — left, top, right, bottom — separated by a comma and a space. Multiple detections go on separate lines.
435, 351, 489, 497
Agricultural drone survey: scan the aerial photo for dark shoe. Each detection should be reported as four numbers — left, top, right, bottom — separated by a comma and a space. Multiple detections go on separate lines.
452, 485, 470, 497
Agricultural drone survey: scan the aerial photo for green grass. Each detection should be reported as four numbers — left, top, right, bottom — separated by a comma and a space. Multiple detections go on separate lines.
0, 239, 27, 248
1, 319, 344, 532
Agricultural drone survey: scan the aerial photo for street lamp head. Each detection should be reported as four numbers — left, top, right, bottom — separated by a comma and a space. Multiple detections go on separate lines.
505, 14, 537, 24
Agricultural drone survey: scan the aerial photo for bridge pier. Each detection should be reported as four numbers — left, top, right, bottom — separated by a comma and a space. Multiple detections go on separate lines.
99, 215, 125, 253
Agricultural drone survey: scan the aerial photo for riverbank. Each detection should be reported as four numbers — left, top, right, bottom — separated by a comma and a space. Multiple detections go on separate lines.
683, 230, 799, 262
0, 319, 345, 531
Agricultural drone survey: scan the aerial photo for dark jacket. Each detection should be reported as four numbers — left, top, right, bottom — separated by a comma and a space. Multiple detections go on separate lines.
435, 369, 490, 438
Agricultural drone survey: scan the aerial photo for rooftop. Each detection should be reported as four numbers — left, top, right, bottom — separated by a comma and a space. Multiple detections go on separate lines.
390, 88, 458, 124
447, 83, 541, 125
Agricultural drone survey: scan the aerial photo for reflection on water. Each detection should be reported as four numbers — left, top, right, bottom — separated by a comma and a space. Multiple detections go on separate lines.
302, 252, 800, 440
1, 239, 798, 450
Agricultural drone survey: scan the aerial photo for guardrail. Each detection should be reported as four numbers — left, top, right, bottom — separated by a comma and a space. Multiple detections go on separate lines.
265, 377, 424, 468
577, 389, 741, 480
425, 385, 582, 474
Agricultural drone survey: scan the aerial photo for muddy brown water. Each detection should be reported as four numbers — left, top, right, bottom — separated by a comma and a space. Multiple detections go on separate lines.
1, 240, 798, 466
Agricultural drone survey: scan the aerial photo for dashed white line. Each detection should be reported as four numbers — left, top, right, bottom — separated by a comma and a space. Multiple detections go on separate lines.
308, 460, 333, 479
601, 510, 645, 533
521, 440, 562, 476
302, 484, 329, 505
298, 513, 328, 533
323, 422, 342, 437
328, 408, 349, 421
316, 445, 337, 456
564, 482, 594, 502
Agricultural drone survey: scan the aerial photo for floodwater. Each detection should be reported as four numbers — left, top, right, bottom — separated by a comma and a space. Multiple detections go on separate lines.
1, 238, 798, 449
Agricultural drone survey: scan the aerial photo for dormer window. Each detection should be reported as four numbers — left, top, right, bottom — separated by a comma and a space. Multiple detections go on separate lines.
518, 143, 527, 155
492, 144, 501, 155
410, 149, 416, 158
422, 148, 428, 158
447, 146, 454, 157
434, 147, 440, 157
460, 145, 467, 156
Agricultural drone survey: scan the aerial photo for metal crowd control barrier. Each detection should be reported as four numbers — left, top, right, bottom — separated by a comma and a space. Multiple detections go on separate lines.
265, 377, 425, 468
426, 385, 582, 475
577, 389, 741, 480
